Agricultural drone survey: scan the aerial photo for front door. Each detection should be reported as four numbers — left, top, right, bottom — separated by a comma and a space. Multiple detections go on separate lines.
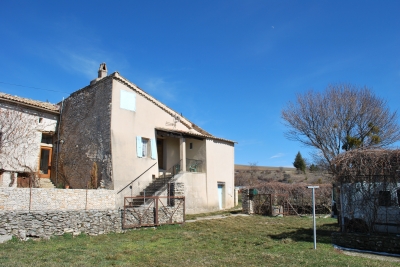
218, 183, 224, 209
38, 146, 52, 178
157, 139, 164, 169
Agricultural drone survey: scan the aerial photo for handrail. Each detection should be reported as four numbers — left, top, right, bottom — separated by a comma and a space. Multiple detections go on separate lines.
117, 162, 157, 194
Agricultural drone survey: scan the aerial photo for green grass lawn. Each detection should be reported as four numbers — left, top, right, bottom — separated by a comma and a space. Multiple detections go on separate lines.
0, 215, 397, 266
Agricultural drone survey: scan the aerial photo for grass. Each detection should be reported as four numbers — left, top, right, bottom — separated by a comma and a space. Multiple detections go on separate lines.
0, 215, 398, 266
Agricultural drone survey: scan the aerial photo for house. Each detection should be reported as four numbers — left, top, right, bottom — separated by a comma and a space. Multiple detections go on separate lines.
56, 63, 236, 214
0, 93, 59, 188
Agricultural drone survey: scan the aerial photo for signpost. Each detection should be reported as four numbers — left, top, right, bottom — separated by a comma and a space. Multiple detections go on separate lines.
307, 186, 319, 249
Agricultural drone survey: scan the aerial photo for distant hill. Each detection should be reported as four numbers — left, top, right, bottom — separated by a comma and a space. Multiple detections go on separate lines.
234, 164, 332, 186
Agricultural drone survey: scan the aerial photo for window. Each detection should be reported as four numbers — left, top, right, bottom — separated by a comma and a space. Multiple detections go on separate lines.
190, 143, 193, 149
379, 191, 391, 207
41, 133, 53, 144
136, 136, 157, 159
397, 189, 400, 206
141, 138, 149, 157
120, 90, 136, 111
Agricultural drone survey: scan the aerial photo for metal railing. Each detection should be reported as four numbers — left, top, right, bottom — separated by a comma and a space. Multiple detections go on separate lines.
117, 162, 158, 194
186, 158, 203, 172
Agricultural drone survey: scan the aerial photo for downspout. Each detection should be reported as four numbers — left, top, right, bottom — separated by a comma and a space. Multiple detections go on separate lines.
55, 97, 64, 186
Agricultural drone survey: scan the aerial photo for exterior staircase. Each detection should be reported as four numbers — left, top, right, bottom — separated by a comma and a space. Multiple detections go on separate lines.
39, 179, 56, 189
128, 171, 176, 207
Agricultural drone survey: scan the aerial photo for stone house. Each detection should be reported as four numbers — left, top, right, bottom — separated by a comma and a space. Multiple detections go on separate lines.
56, 63, 236, 214
0, 93, 59, 188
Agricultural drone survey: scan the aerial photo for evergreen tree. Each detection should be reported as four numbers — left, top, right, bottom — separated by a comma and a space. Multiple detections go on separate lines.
293, 152, 306, 173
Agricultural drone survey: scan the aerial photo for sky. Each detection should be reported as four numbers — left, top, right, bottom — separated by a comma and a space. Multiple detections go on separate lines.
0, 1, 399, 167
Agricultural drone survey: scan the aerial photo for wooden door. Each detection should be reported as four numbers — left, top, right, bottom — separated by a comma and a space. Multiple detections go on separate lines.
38, 146, 52, 178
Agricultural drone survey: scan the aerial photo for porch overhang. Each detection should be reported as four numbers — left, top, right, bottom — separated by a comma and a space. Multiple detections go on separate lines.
156, 128, 205, 140
155, 127, 236, 144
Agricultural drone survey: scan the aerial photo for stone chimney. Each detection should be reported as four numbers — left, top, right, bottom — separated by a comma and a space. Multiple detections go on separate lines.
90, 63, 108, 85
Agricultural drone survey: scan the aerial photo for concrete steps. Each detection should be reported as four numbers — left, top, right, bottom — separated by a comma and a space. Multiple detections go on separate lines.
39, 179, 56, 189
128, 176, 174, 207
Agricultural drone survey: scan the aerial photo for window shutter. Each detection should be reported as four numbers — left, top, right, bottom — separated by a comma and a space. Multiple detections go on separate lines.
151, 138, 157, 160
136, 136, 143, 158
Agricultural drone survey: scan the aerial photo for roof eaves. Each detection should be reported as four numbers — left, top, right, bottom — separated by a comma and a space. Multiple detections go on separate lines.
0, 93, 60, 114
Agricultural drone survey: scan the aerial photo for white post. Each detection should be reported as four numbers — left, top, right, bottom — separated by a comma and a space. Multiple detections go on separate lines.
307, 186, 319, 250
180, 138, 186, 172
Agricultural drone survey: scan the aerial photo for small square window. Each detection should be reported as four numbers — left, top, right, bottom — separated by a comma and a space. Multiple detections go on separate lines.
379, 191, 391, 207
41, 134, 53, 144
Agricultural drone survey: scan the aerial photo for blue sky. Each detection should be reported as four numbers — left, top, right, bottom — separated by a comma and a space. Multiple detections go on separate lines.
1, 1, 399, 167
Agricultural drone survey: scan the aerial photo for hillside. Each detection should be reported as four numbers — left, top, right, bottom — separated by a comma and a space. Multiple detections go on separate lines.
234, 164, 332, 186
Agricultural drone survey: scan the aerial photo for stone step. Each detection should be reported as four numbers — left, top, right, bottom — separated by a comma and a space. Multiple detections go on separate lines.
39, 179, 56, 189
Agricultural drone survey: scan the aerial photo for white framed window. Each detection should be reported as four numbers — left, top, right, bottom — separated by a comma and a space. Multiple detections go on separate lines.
136, 136, 157, 159
142, 138, 149, 157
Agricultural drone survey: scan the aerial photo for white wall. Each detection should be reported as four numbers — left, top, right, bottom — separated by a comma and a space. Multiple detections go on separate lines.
111, 78, 196, 207
205, 139, 235, 211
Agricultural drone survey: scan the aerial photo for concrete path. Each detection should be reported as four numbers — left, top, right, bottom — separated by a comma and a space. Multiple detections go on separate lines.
186, 213, 249, 223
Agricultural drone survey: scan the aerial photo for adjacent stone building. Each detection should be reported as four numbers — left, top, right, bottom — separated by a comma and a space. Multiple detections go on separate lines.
0, 93, 59, 188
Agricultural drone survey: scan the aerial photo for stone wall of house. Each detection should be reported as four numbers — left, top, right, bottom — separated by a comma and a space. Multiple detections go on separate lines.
56, 76, 113, 189
0, 188, 116, 211
242, 189, 254, 214
332, 232, 400, 254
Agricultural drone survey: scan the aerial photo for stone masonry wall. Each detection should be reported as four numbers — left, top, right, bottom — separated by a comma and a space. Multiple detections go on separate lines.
56, 76, 113, 189
332, 232, 400, 254
0, 182, 185, 239
0, 188, 116, 211
0, 210, 122, 239
242, 189, 254, 214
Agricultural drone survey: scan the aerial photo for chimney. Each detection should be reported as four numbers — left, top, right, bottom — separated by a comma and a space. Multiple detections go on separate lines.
98, 62, 107, 78
90, 62, 108, 85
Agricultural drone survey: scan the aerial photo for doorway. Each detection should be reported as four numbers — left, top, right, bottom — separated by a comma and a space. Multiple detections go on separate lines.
157, 139, 164, 169
38, 146, 52, 178
218, 183, 225, 210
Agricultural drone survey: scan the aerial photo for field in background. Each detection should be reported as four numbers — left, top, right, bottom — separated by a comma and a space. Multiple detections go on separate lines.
235, 164, 332, 186
0, 214, 397, 266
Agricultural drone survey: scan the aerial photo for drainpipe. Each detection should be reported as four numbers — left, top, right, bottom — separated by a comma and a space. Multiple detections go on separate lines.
55, 97, 64, 186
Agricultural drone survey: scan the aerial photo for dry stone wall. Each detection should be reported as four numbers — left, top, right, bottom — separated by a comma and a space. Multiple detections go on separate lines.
0, 210, 122, 239
0, 183, 185, 239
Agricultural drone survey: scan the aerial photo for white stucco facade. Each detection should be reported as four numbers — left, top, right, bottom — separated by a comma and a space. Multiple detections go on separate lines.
109, 74, 236, 213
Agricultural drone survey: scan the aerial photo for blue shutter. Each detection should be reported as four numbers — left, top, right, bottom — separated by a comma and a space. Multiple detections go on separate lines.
136, 136, 143, 158
151, 138, 157, 160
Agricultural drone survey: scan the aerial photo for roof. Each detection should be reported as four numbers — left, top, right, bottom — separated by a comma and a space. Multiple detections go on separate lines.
0, 92, 60, 114
111, 72, 236, 144
156, 127, 236, 144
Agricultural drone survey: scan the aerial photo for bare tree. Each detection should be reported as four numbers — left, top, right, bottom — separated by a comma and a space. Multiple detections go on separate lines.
281, 84, 400, 172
